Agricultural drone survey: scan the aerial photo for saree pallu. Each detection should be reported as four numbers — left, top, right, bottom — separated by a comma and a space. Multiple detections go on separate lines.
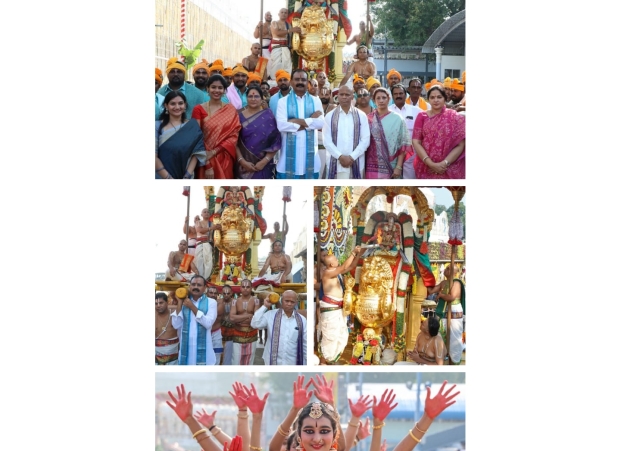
412, 108, 465, 179
155, 119, 206, 179
235, 109, 281, 179
196, 104, 241, 179
365, 111, 411, 179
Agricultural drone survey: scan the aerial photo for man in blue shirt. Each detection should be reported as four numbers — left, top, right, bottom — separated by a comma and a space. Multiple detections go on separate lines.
155, 58, 209, 119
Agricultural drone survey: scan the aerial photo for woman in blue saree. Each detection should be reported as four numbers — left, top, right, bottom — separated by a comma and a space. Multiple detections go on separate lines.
155, 91, 206, 179
235, 85, 281, 179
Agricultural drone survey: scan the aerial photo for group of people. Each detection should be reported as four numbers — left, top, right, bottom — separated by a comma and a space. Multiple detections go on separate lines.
163, 375, 460, 451
155, 278, 307, 366
155, 5, 465, 179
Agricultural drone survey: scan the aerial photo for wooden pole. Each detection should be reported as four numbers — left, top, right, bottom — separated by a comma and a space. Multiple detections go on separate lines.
185, 188, 191, 245
260, 0, 264, 51
446, 187, 464, 365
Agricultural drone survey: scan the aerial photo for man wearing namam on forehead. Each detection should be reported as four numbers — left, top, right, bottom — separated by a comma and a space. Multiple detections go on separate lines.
267, 8, 301, 80
229, 279, 261, 364
242, 43, 269, 81
262, 217, 289, 247
165, 239, 198, 281
185, 208, 221, 282
155, 292, 179, 365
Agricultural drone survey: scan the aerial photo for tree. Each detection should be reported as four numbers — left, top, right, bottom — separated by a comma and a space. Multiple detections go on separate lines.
371, 0, 465, 46
434, 204, 447, 217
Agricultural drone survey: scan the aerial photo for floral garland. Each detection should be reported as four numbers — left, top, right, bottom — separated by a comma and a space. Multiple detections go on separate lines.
349, 333, 382, 365
393, 335, 406, 354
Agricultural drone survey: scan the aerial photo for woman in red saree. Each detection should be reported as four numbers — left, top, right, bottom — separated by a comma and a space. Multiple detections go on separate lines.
192, 74, 242, 179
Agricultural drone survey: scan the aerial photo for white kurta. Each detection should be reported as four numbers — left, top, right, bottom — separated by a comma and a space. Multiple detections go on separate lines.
251, 306, 307, 365
171, 296, 218, 365
389, 103, 421, 179
276, 93, 324, 176
323, 107, 370, 178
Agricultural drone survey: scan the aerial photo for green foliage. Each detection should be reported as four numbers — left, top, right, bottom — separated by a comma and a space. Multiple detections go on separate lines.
434, 204, 447, 216
371, 0, 465, 46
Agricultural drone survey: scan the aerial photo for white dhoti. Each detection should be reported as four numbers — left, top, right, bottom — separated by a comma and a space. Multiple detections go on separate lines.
195, 241, 213, 280
212, 328, 223, 365
262, 38, 271, 58
252, 271, 284, 288
232, 340, 258, 365
441, 304, 464, 364
318, 296, 349, 362
155, 337, 179, 365
187, 237, 197, 256
267, 46, 292, 80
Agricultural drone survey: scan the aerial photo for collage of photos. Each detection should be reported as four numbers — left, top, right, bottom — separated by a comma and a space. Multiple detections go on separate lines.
155, 1, 466, 450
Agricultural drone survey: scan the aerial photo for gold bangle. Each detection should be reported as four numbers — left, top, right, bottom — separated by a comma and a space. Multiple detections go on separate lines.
193, 428, 208, 439
197, 432, 214, 443
238, 413, 249, 419
212, 427, 222, 436
348, 421, 360, 428
372, 422, 385, 430
414, 422, 428, 434
250, 446, 263, 451
277, 425, 290, 437
408, 429, 421, 443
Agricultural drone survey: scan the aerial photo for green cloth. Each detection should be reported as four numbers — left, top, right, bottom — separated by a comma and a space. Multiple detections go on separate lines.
436, 278, 465, 319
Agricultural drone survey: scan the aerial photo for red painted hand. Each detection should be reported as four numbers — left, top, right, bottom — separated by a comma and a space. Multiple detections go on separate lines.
166, 384, 193, 423
372, 389, 398, 421
195, 407, 217, 428
311, 374, 335, 405
229, 382, 249, 409
348, 394, 373, 418
357, 417, 371, 440
244, 383, 270, 414
293, 375, 313, 409
424, 380, 460, 419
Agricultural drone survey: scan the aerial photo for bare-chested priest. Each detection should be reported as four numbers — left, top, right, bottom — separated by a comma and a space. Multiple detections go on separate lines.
262, 216, 288, 246
253, 11, 273, 58
185, 208, 221, 281
229, 279, 260, 364
242, 43, 268, 81
253, 239, 292, 287
318, 245, 365, 364
155, 292, 179, 365
165, 239, 198, 281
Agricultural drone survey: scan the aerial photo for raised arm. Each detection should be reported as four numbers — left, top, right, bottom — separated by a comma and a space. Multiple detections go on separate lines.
230, 382, 251, 451
269, 376, 313, 451
242, 383, 270, 451
370, 390, 398, 451
323, 246, 365, 279
343, 395, 372, 449
391, 381, 459, 451
166, 384, 223, 451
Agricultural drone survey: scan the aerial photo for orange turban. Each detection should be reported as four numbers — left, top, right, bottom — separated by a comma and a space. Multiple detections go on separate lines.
247, 72, 262, 84
353, 74, 365, 84
462, 71, 466, 83
222, 67, 233, 77
209, 59, 224, 73
192, 58, 209, 74
451, 78, 465, 92
366, 76, 380, 91
166, 57, 186, 75
387, 69, 401, 80
443, 77, 452, 88
275, 69, 291, 81
155, 68, 163, 84
232, 64, 248, 76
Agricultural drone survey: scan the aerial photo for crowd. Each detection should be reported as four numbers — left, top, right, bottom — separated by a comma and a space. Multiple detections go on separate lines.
155, 9, 465, 180
161, 375, 460, 451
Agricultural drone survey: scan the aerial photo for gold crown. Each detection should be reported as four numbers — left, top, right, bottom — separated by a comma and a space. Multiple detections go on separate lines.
309, 402, 323, 419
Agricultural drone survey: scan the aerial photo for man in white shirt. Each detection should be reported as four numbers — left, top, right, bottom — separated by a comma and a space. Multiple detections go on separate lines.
171, 275, 218, 365
389, 83, 422, 179
324, 85, 370, 179
276, 69, 325, 179
250, 290, 307, 365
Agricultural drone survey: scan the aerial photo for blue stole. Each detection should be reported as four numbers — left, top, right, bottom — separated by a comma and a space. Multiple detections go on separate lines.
179, 294, 209, 365
286, 91, 315, 178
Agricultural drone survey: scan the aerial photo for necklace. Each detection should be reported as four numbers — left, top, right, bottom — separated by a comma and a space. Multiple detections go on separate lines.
156, 313, 171, 339
168, 120, 182, 132
207, 101, 222, 116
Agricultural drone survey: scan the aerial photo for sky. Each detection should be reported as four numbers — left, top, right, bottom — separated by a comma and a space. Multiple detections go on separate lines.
152, 184, 309, 273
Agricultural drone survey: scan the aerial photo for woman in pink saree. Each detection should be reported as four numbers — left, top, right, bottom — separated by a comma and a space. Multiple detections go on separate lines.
365, 87, 410, 179
192, 74, 242, 179
412, 85, 466, 179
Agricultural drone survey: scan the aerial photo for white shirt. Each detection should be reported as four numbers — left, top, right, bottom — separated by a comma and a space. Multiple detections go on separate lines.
323, 106, 370, 177
276, 93, 325, 175
171, 296, 218, 365
251, 306, 307, 365
389, 103, 422, 136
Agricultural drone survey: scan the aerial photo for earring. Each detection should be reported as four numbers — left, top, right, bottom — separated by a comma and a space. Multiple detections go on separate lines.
296, 436, 304, 451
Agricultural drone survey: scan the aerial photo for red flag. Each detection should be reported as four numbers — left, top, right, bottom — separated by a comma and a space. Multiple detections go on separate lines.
182, 186, 190, 196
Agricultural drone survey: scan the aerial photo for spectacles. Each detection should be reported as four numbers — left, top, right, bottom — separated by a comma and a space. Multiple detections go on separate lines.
356, 93, 370, 98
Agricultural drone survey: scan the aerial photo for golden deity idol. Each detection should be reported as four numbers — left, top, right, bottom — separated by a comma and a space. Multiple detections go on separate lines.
343, 255, 396, 332
292, 4, 334, 71
212, 204, 254, 262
